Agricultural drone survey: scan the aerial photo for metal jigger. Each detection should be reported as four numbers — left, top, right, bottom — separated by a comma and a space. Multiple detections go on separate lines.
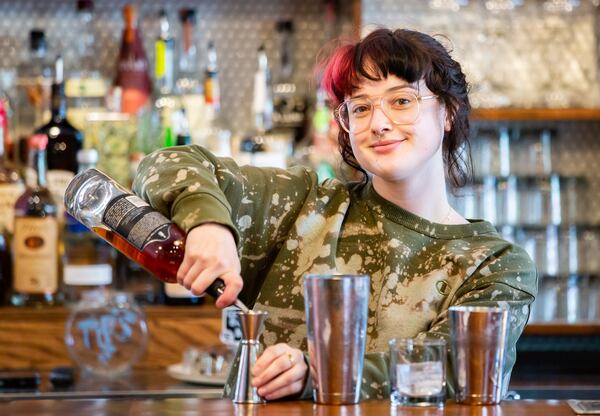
231, 310, 268, 404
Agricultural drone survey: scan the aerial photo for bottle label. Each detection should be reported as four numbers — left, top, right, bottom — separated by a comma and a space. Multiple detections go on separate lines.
47, 169, 75, 220
102, 194, 171, 250
13, 217, 58, 294
0, 183, 25, 233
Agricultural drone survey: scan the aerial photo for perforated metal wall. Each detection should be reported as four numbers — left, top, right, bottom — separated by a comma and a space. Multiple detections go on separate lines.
0, 0, 355, 135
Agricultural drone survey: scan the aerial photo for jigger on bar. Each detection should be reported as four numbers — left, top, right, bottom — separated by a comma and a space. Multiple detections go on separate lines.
231, 310, 268, 404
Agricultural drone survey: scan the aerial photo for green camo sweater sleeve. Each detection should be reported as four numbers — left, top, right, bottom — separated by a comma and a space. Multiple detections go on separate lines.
132, 144, 318, 305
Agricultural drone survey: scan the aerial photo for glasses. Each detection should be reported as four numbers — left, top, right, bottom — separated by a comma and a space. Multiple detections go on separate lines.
335, 90, 438, 134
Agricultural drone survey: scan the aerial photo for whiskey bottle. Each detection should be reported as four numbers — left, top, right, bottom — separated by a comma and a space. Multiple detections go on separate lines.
12, 134, 59, 306
64, 168, 184, 284
65, 168, 249, 310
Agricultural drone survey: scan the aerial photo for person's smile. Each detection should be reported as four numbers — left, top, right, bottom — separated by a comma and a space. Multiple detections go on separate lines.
369, 138, 406, 153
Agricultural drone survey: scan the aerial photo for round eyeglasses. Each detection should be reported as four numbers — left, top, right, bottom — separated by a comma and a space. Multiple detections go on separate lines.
335, 90, 438, 134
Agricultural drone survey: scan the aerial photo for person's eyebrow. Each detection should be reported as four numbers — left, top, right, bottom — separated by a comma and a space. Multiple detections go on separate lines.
350, 83, 416, 99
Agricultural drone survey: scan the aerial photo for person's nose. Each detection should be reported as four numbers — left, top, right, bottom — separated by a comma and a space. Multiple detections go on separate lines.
370, 104, 392, 137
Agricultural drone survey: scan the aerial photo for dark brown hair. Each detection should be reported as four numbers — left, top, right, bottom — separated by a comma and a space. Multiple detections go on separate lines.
320, 28, 472, 189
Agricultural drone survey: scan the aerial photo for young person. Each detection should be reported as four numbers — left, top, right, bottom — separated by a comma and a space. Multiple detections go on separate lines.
133, 28, 537, 400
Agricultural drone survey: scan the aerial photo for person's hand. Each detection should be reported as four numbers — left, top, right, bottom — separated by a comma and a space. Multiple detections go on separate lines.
177, 223, 242, 308
251, 343, 308, 400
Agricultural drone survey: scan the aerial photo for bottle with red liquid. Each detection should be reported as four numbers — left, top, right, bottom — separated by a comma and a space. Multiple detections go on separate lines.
64, 168, 183, 284
64, 169, 250, 311
115, 4, 152, 114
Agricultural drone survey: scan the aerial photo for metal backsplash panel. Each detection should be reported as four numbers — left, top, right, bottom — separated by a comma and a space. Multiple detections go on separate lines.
0, 0, 355, 135
362, 0, 600, 109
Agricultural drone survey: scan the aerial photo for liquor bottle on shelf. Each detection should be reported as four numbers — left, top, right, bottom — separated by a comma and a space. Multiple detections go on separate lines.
65, 0, 107, 130
62, 149, 115, 304
15, 29, 54, 166
153, 8, 178, 149
115, 4, 152, 115
0, 231, 11, 305
34, 55, 83, 221
0, 98, 25, 235
253, 44, 274, 134
175, 8, 205, 146
11, 134, 60, 307
204, 40, 220, 115
201, 40, 231, 157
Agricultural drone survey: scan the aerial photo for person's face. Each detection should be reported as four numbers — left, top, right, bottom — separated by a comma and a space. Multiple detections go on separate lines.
347, 75, 449, 183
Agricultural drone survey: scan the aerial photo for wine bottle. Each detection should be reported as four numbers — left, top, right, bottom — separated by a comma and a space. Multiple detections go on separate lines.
12, 134, 59, 306
34, 55, 84, 221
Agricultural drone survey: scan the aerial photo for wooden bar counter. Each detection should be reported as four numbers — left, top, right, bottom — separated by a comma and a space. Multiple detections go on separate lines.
0, 397, 577, 415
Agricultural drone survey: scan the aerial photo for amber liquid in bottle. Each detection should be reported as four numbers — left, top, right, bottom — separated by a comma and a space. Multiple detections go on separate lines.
92, 223, 185, 284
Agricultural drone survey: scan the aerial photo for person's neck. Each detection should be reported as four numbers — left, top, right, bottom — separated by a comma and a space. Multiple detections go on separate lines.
372, 151, 454, 224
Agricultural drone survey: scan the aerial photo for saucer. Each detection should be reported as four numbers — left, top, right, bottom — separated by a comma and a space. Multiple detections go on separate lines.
167, 363, 228, 386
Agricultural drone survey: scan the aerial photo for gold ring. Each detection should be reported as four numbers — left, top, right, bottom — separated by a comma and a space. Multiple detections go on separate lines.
286, 352, 295, 365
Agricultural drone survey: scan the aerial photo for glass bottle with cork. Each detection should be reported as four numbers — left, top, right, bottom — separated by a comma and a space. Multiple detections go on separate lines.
11, 134, 60, 307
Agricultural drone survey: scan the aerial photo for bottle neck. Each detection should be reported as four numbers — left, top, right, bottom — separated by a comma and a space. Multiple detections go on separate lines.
51, 82, 67, 119
30, 148, 47, 188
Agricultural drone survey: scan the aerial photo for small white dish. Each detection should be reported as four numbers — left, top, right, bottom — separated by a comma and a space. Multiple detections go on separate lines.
167, 363, 228, 386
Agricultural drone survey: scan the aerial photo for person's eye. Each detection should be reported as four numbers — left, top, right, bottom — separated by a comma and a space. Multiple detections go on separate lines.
389, 95, 413, 108
351, 103, 371, 116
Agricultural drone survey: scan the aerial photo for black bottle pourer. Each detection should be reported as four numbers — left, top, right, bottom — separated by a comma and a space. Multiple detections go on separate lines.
206, 278, 250, 313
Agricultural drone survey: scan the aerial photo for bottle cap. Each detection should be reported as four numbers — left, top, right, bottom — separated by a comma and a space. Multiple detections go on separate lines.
178, 8, 196, 23
77, 0, 94, 12
30, 30, 46, 52
28, 134, 48, 150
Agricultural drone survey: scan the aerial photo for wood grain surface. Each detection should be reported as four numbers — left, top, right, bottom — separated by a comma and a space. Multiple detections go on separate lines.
0, 304, 223, 370
0, 398, 577, 416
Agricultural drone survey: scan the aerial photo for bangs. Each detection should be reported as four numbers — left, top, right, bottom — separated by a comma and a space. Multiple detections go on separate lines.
320, 29, 435, 105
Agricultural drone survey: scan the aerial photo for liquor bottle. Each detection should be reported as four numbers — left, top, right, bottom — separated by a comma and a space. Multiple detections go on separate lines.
11, 134, 59, 307
64, 168, 183, 283
35, 55, 84, 221
0, 99, 25, 235
65, 169, 249, 310
175, 8, 205, 146
204, 40, 220, 115
62, 149, 115, 304
198, 41, 230, 157
15, 30, 54, 164
154, 8, 178, 148
0, 231, 12, 305
115, 4, 152, 114
65, 0, 107, 131
253, 45, 274, 134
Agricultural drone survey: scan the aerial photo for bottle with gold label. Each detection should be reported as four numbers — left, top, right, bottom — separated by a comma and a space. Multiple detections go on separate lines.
11, 134, 60, 307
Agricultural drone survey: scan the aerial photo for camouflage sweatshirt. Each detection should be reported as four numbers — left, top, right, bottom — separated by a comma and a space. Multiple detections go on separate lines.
133, 145, 537, 400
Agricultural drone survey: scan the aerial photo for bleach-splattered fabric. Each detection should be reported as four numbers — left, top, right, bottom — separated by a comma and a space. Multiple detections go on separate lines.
133, 145, 537, 400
